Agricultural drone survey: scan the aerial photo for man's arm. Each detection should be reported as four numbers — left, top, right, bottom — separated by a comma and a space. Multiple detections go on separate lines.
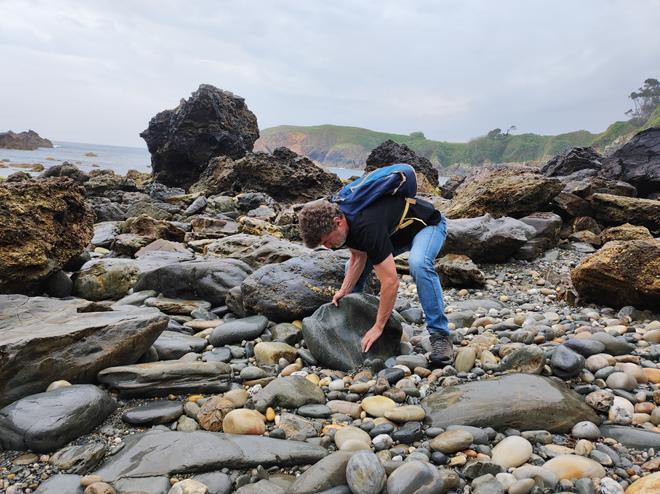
361, 254, 399, 352
333, 248, 368, 305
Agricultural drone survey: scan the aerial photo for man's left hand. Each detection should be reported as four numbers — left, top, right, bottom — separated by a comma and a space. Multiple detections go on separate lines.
361, 325, 384, 353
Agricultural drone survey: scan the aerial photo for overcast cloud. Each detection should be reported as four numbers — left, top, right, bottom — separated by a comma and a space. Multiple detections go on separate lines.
1, 0, 659, 147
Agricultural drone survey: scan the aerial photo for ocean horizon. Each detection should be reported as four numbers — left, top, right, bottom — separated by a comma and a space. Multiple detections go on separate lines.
0, 141, 446, 183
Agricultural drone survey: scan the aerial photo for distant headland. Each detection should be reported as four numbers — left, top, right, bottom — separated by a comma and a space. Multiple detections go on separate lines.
0, 130, 53, 150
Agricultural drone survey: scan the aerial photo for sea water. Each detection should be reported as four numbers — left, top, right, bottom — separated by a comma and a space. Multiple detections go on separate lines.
0, 142, 446, 183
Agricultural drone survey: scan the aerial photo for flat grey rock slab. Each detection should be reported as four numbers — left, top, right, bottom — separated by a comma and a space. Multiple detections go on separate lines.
112, 476, 171, 494
600, 425, 660, 450
0, 295, 167, 408
152, 330, 207, 360
94, 431, 327, 482
98, 361, 232, 398
122, 400, 184, 425
34, 474, 83, 493
208, 315, 268, 346
422, 374, 600, 433
0, 385, 116, 453
302, 294, 402, 371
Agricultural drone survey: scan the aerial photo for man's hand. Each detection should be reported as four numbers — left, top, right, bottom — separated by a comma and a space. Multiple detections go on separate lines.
361, 325, 384, 353
332, 289, 347, 306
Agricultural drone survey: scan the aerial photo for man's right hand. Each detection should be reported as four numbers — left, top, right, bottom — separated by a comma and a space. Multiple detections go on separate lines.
332, 289, 347, 306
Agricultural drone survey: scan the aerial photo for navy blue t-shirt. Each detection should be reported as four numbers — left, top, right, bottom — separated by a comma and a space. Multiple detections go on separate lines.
344, 196, 441, 264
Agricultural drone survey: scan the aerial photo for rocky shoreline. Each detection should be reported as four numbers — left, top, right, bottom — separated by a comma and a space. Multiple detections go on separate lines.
0, 85, 658, 494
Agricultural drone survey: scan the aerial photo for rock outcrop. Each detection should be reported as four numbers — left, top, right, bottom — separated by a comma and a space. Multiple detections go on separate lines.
141, 84, 259, 189
190, 147, 342, 204
601, 127, 660, 197
0, 295, 168, 407
541, 147, 603, 177
365, 139, 439, 185
0, 130, 53, 150
571, 239, 660, 310
0, 178, 94, 294
444, 166, 563, 219
589, 193, 660, 233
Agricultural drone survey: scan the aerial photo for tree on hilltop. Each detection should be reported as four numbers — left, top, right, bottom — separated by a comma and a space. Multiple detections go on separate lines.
625, 78, 659, 121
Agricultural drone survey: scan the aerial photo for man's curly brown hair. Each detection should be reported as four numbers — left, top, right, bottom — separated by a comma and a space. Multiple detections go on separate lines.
297, 199, 343, 248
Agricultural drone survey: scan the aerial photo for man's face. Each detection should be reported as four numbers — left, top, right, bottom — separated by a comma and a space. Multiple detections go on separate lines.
320, 216, 348, 249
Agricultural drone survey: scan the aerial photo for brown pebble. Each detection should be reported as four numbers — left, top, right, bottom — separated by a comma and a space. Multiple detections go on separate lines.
80, 475, 104, 488
84, 481, 115, 494
414, 367, 432, 378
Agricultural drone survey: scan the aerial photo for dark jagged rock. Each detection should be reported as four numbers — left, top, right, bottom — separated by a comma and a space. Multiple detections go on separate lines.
239, 250, 347, 322
422, 374, 600, 432
601, 127, 660, 197
0, 129, 53, 150
445, 165, 563, 219
93, 431, 327, 481
190, 147, 342, 204
0, 295, 168, 407
84, 169, 139, 197
39, 162, 89, 182
440, 175, 466, 199
571, 239, 660, 310
302, 294, 403, 371
365, 139, 439, 185
0, 385, 116, 452
541, 147, 603, 177
141, 84, 259, 189
0, 178, 94, 294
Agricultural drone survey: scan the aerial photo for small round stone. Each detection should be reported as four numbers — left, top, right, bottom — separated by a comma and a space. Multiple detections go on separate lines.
491, 436, 533, 468
571, 421, 600, 440
222, 409, 265, 435
429, 429, 473, 453
361, 396, 396, 417
346, 450, 386, 494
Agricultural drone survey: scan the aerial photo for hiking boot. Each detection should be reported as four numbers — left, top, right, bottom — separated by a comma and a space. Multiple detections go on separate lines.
429, 332, 454, 367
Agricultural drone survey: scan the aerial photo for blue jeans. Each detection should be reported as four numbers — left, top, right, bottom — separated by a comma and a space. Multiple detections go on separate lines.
349, 217, 449, 335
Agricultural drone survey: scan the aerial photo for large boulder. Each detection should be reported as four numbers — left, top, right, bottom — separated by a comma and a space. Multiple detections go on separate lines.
190, 147, 342, 204
73, 251, 194, 301
571, 239, 660, 310
0, 295, 168, 407
601, 127, 660, 197
541, 147, 604, 177
0, 385, 115, 452
141, 84, 259, 189
133, 257, 252, 306
204, 233, 311, 269
422, 374, 600, 432
441, 215, 537, 263
558, 169, 637, 198
445, 166, 563, 219
589, 193, 660, 233
239, 250, 347, 322
0, 178, 94, 294
365, 139, 439, 185
302, 294, 403, 371
94, 431, 327, 482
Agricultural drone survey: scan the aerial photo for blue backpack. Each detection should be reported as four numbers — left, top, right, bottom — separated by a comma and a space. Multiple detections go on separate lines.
332, 163, 426, 233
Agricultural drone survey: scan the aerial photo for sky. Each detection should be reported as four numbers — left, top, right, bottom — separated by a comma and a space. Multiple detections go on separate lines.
1, 0, 659, 148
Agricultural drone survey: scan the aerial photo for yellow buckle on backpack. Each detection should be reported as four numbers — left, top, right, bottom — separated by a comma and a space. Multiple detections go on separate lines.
394, 197, 427, 233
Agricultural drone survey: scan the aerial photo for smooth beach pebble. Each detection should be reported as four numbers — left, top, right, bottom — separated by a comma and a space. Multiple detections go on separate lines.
491, 435, 533, 468
361, 395, 396, 417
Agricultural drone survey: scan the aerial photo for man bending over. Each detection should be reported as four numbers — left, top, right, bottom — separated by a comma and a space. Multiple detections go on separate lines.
297, 195, 453, 367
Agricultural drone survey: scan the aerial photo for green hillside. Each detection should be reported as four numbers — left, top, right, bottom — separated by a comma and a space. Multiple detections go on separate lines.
256, 109, 658, 170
